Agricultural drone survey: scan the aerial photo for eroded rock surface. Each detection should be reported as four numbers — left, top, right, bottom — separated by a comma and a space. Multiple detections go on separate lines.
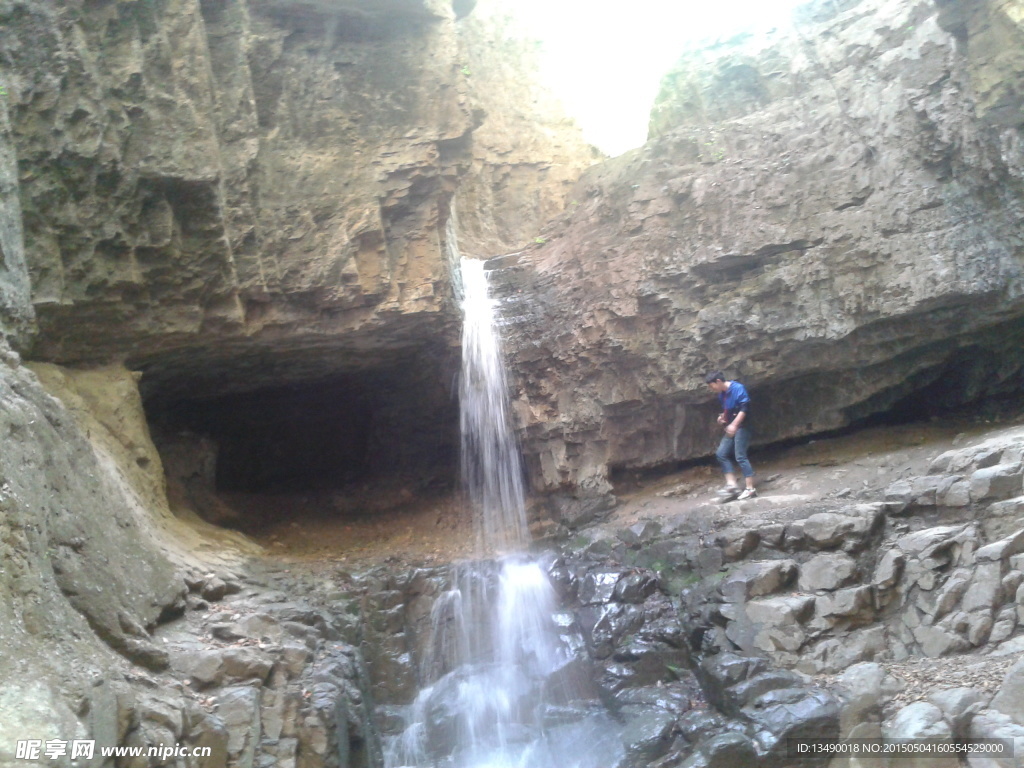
491, 0, 1024, 496
1, 0, 593, 405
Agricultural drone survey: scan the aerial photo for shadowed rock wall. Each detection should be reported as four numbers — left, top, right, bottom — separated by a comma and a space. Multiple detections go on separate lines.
492, 0, 1024, 496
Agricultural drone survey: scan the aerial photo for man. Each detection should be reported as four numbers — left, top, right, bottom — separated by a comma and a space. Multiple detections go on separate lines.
704, 371, 756, 500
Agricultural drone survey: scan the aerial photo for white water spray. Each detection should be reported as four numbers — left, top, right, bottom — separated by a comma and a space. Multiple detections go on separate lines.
384, 258, 622, 768
459, 258, 529, 555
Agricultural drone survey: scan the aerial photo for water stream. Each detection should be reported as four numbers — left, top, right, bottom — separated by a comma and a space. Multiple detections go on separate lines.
384, 258, 622, 768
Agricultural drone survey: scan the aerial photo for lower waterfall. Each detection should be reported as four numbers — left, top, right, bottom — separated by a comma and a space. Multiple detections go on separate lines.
384, 258, 622, 768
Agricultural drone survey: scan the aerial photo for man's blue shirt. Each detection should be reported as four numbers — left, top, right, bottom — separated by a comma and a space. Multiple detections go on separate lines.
719, 381, 751, 423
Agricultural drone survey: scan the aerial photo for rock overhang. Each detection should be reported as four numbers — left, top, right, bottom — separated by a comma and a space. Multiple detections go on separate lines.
488, 0, 1024, 496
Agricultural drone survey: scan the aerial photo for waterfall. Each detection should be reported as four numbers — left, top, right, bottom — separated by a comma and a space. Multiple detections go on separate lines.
459, 258, 529, 555
384, 258, 622, 768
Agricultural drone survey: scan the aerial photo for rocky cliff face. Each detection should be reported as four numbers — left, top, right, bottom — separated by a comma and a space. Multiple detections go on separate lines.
493, 0, 1024, 496
3, 0, 472, 400
0, 0, 593, 751
1, 0, 592, 404
452, 2, 600, 258
0, 94, 32, 348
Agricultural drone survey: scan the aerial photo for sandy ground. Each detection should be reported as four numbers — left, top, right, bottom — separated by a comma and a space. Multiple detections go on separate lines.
224, 486, 477, 567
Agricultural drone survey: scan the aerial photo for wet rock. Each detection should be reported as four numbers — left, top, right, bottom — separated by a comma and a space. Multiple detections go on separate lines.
580, 569, 625, 605
620, 707, 677, 763
742, 687, 840, 760
726, 669, 806, 712
677, 709, 729, 744
686, 732, 758, 768
696, 653, 770, 714
584, 603, 646, 660
613, 570, 659, 603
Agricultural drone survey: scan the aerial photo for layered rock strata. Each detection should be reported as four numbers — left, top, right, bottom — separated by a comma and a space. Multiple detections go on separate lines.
2, 0, 474, 399
452, 0, 600, 257
491, 0, 1024, 496
1, 0, 594, 404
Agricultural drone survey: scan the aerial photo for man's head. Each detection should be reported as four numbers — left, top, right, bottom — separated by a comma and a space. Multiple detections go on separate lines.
704, 371, 728, 393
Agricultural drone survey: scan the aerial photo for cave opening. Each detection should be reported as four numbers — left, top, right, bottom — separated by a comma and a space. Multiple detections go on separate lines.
144, 358, 460, 533
843, 340, 1024, 429
614, 324, 1024, 492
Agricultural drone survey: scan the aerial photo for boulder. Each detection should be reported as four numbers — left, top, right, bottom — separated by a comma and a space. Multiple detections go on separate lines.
927, 687, 989, 739
798, 552, 858, 592
990, 658, 1024, 726
720, 560, 797, 602
967, 709, 1024, 768
971, 464, 1024, 503
883, 702, 957, 768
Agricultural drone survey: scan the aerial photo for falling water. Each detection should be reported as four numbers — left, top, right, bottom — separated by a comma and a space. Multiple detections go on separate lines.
384, 258, 622, 768
459, 258, 529, 555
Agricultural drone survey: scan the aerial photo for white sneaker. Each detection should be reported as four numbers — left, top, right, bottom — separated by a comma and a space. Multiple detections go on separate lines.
716, 485, 740, 497
737, 488, 757, 501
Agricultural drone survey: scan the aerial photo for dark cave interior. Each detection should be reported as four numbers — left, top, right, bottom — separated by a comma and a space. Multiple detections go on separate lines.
145, 358, 459, 526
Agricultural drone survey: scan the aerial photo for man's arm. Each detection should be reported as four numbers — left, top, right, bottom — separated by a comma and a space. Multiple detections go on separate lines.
725, 389, 750, 435
726, 410, 746, 434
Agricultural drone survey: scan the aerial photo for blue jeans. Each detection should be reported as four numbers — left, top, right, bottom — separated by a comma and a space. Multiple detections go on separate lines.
716, 427, 754, 479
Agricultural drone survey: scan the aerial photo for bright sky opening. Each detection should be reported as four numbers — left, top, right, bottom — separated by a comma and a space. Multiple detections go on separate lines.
507, 0, 807, 156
